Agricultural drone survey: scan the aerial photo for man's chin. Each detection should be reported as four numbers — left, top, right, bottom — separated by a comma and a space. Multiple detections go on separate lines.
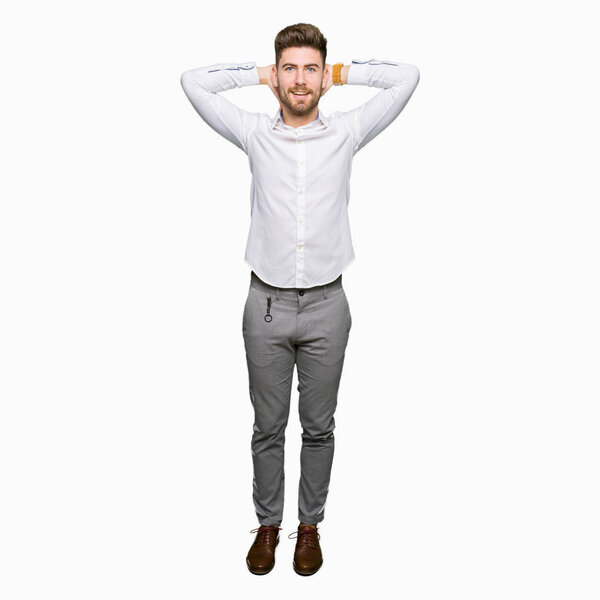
290, 106, 315, 116
283, 97, 320, 115
283, 102, 313, 115
292, 99, 311, 109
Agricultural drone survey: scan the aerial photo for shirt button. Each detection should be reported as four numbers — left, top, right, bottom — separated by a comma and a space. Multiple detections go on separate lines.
299, 161, 304, 165
299, 219, 303, 224
297, 140, 302, 144
297, 244, 303, 249
299, 290, 305, 296
299, 190, 303, 194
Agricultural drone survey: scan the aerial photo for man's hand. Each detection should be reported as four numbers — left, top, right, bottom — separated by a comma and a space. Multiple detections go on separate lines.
321, 64, 334, 96
258, 65, 281, 109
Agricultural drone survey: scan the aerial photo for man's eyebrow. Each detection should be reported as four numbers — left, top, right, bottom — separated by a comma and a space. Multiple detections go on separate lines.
281, 63, 321, 68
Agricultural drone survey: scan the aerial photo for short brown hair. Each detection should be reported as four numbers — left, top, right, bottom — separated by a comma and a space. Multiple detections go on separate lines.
274, 23, 327, 69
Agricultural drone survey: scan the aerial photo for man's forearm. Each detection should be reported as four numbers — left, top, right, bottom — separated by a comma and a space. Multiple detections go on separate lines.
257, 66, 273, 85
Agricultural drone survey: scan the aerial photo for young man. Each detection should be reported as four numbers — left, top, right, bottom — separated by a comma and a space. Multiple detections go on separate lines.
180, 23, 419, 576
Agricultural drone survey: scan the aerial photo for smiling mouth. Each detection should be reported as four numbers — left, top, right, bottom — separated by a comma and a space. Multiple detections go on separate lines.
292, 91, 310, 97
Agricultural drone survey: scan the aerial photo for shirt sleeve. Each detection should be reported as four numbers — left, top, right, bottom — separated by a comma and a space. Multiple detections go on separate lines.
180, 61, 261, 154
344, 58, 420, 154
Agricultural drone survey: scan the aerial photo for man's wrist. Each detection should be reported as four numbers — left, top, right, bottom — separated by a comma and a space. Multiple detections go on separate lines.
332, 63, 349, 85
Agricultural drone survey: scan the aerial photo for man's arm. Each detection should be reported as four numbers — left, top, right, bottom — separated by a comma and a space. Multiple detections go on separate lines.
337, 58, 420, 154
180, 61, 262, 154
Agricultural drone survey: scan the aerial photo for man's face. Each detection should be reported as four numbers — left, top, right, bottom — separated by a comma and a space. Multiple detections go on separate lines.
274, 46, 326, 117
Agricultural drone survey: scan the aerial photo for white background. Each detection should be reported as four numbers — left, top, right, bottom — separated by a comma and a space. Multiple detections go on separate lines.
1, 1, 599, 598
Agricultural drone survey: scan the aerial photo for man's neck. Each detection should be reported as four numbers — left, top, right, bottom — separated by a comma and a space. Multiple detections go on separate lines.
280, 107, 320, 129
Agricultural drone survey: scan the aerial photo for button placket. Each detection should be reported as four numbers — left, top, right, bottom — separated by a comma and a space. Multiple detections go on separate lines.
295, 135, 306, 288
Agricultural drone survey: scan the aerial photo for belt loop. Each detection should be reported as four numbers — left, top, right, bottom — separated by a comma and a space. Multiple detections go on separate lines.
276, 286, 280, 301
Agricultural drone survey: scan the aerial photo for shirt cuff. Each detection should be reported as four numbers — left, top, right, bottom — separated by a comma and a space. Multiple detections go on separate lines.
236, 62, 260, 86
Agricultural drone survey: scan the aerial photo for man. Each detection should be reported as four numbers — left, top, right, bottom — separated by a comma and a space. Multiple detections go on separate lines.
180, 23, 419, 576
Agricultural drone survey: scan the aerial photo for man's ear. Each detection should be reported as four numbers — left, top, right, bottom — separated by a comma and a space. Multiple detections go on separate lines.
271, 65, 278, 88
322, 65, 330, 89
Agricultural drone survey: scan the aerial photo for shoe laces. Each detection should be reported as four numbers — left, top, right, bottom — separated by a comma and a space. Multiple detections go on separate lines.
288, 526, 320, 548
250, 525, 282, 546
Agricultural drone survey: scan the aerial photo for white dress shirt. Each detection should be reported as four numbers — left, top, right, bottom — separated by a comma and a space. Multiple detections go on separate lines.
180, 58, 420, 288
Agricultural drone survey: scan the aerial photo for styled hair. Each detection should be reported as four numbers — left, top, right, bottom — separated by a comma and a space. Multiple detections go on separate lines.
274, 23, 327, 69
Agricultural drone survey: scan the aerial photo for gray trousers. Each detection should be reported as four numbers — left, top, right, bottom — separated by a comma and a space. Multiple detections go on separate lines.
242, 271, 352, 526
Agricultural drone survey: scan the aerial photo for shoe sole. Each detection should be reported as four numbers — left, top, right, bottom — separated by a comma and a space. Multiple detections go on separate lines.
246, 536, 279, 575
292, 558, 323, 576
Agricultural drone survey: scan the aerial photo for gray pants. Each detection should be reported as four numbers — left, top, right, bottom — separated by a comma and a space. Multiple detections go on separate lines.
242, 271, 352, 526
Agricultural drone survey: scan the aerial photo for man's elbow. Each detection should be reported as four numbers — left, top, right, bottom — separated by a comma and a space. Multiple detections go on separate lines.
180, 70, 193, 92
406, 64, 420, 88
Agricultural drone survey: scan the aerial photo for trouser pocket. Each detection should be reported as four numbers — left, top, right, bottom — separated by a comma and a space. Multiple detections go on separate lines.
243, 288, 281, 367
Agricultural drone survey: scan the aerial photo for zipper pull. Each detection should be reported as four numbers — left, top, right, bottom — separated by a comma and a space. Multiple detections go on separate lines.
264, 295, 273, 323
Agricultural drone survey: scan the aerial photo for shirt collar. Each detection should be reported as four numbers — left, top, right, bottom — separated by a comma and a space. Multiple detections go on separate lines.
270, 108, 329, 130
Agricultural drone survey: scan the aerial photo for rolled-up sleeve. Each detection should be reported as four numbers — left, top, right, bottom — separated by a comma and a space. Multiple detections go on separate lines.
345, 58, 420, 154
180, 61, 260, 154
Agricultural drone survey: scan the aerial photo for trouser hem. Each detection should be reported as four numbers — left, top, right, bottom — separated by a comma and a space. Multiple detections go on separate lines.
258, 519, 282, 527
298, 513, 325, 525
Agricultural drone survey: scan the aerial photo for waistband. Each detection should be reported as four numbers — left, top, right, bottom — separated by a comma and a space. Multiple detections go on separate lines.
250, 271, 342, 300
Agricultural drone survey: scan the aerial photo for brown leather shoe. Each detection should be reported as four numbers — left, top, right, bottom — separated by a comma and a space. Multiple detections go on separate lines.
246, 525, 282, 575
289, 523, 323, 575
